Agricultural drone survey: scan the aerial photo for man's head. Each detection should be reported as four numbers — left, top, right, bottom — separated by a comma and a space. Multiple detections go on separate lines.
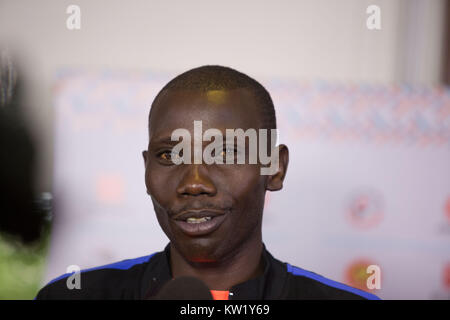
143, 65, 288, 265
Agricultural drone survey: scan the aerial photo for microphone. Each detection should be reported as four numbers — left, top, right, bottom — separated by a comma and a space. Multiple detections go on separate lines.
153, 276, 213, 300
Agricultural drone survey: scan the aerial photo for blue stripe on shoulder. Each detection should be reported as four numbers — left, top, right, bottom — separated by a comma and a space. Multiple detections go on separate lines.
286, 263, 381, 300
46, 252, 158, 286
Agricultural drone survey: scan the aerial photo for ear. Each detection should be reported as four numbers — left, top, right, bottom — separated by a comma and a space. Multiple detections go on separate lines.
265, 144, 289, 191
142, 150, 148, 167
142, 150, 151, 195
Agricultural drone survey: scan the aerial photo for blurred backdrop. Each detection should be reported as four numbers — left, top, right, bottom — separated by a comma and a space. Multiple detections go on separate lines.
0, 0, 449, 299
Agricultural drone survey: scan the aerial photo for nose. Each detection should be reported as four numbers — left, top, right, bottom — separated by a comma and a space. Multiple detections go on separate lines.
176, 164, 217, 197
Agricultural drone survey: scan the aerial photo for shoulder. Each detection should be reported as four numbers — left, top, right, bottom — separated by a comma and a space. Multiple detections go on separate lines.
283, 263, 381, 300
35, 252, 159, 300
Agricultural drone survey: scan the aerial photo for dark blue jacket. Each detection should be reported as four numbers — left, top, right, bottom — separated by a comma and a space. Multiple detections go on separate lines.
35, 243, 380, 300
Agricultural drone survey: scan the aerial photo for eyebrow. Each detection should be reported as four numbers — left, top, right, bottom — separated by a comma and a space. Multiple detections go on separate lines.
150, 136, 176, 144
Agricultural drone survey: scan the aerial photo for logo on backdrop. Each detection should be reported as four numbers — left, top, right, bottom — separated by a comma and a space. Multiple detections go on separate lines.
445, 196, 450, 223
346, 188, 384, 229
345, 259, 381, 291
438, 195, 450, 234
444, 263, 450, 290
431, 263, 450, 299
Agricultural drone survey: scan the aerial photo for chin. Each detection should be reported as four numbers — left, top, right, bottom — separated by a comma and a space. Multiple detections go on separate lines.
180, 237, 225, 264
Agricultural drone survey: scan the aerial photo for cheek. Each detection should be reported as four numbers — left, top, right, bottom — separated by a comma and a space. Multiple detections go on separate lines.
145, 166, 177, 227
225, 166, 266, 220
145, 166, 176, 236
146, 165, 173, 202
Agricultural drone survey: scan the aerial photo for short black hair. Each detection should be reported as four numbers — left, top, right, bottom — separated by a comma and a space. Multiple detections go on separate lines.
149, 65, 277, 130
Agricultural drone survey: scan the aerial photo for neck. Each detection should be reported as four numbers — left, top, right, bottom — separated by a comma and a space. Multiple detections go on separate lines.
170, 237, 264, 291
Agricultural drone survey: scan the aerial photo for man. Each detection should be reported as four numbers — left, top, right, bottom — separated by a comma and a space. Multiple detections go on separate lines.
35, 65, 380, 300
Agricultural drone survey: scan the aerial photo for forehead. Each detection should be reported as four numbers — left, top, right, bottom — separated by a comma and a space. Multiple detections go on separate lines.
149, 88, 262, 142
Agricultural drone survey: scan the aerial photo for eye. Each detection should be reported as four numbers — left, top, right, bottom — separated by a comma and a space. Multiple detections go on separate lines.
157, 149, 183, 164
219, 146, 238, 158
159, 151, 171, 161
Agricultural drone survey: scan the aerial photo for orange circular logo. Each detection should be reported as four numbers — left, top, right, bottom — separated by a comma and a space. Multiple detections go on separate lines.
345, 259, 377, 291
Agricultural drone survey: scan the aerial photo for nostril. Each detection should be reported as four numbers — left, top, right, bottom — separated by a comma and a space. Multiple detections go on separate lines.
177, 183, 217, 197
176, 165, 217, 196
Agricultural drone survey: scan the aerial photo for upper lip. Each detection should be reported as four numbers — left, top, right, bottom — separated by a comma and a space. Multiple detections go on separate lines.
173, 209, 227, 221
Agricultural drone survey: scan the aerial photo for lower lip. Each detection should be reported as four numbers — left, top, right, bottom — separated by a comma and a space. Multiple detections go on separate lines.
173, 214, 227, 237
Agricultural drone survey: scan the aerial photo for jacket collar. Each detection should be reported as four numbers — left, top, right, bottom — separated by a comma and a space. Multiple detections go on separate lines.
142, 242, 287, 299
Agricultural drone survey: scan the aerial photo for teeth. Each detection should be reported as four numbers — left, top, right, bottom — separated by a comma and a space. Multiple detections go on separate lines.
186, 217, 212, 224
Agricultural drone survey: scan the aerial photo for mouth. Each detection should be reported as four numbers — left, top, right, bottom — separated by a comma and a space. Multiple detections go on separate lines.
172, 209, 228, 236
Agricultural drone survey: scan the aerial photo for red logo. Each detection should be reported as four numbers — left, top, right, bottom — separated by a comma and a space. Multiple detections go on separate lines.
444, 263, 450, 289
444, 196, 450, 223
346, 188, 384, 229
345, 259, 378, 292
